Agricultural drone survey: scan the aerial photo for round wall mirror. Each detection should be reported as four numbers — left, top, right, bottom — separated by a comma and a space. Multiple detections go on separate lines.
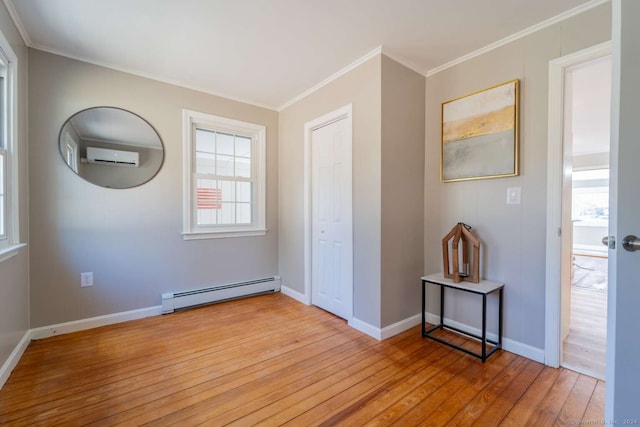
59, 107, 164, 189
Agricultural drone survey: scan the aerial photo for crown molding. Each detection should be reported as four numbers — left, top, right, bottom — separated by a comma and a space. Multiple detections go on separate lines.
380, 47, 427, 76
4, 0, 609, 111
4, 0, 278, 111
3, 0, 31, 46
278, 46, 382, 111
426, 0, 610, 77
29, 43, 279, 111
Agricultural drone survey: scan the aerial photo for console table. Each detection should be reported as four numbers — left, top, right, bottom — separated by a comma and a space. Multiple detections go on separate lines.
421, 272, 504, 362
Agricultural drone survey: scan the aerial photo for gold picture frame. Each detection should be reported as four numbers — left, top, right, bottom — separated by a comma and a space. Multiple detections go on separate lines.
441, 79, 519, 182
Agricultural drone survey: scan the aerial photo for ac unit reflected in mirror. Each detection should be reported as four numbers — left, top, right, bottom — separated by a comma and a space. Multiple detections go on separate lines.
86, 147, 140, 167
58, 107, 164, 189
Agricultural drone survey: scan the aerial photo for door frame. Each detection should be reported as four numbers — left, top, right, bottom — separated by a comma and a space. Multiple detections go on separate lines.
303, 104, 353, 321
545, 41, 611, 368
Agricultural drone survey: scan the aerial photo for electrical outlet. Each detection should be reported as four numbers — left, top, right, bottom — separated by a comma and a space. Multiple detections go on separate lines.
81, 272, 93, 287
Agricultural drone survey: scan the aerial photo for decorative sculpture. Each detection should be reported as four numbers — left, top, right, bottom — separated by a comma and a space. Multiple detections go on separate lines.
442, 223, 480, 283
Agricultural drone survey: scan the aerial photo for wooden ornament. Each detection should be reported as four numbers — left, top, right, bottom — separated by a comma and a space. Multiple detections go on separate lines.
442, 223, 480, 283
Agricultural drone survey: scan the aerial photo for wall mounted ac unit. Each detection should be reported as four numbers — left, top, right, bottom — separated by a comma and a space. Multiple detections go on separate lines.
86, 147, 139, 167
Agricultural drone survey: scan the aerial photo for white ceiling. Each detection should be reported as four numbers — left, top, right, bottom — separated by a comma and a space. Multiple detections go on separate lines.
69, 107, 162, 149
7, 0, 601, 110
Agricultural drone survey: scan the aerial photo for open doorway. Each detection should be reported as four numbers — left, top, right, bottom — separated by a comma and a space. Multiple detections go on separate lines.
561, 55, 611, 380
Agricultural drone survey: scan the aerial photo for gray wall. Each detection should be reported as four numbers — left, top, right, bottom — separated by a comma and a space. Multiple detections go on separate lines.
424, 3, 611, 349
380, 56, 425, 327
29, 50, 279, 327
279, 55, 382, 327
279, 54, 425, 329
0, 3, 29, 368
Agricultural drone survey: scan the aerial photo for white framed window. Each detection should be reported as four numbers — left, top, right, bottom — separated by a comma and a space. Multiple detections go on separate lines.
0, 29, 21, 260
0, 141, 6, 241
182, 110, 266, 239
62, 130, 79, 173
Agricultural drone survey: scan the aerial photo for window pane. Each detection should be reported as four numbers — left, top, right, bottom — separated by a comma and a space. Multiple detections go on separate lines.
236, 157, 251, 178
216, 154, 234, 176
0, 76, 5, 150
219, 202, 236, 224
237, 203, 252, 224
195, 129, 216, 153
237, 181, 252, 203
197, 208, 217, 225
0, 196, 3, 235
0, 152, 4, 237
195, 152, 215, 174
573, 187, 609, 221
219, 180, 235, 202
236, 136, 251, 158
196, 178, 221, 225
217, 132, 234, 156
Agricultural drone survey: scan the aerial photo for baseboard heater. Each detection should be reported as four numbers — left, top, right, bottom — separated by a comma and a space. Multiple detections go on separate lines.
161, 276, 281, 314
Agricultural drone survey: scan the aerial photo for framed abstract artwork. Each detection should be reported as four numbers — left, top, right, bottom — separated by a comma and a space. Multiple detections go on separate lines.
441, 79, 519, 182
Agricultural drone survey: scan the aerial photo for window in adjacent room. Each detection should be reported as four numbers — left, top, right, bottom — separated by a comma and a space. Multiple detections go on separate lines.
182, 110, 266, 239
0, 30, 19, 256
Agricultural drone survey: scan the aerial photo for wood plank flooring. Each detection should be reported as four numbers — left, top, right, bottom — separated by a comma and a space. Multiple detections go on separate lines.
0, 293, 604, 426
563, 286, 607, 380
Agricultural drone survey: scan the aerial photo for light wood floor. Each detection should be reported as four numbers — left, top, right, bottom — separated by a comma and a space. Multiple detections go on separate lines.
0, 293, 604, 426
563, 286, 607, 380
564, 254, 608, 379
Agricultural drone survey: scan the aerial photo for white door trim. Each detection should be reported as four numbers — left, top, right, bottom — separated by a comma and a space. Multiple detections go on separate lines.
303, 104, 353, 321
545, 41, 612, 368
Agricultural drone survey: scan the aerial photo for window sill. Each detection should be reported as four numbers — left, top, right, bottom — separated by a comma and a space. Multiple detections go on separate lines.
0, 243, 27, 264
182, 228, 267, 240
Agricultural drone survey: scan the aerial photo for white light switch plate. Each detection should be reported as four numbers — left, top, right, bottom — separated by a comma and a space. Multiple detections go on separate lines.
506, 187, 521, 205
81, 272, 93, 287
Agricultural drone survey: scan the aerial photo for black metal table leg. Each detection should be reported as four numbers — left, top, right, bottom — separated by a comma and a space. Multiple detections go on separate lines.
499, 288, 503, 347
440, 285, 444, 326
421, 280, 426, 336
482, 294, 487, 362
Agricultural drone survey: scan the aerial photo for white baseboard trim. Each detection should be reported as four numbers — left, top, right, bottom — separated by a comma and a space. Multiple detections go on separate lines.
0, 306, 163, 390
562, 362, 604, 381
280, 285, 310, 305
381, 313, 423, 340
0, 331, 31, 389
424, 312, 545, 363
278, 284, 421, 342
29, 306, 163, 340
350, 313, 424, 341
503, 338, 545, 364
349, 317, 381, 340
